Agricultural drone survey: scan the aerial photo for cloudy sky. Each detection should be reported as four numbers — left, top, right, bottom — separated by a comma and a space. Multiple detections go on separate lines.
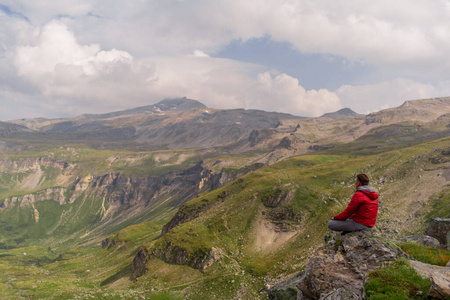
1, 1, 450, 120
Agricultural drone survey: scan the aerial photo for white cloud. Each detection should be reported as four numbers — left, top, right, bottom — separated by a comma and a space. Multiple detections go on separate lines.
2, 1, 450, 120
138, 56, 342, 117
336, 78, 439, 114
10, 21, 152, 113
3, 1, 450, 71
190, 50, 210, 58
252, 72, 341, 116
14, 21, 132, 78
4, 19, 341, 119
7, 1, 450, 69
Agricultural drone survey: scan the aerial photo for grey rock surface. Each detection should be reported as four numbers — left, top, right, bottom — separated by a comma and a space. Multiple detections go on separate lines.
426, 218, 450, 247
410, 260, 450, 299
398, 234, 441, 248
296, 230, 406, 299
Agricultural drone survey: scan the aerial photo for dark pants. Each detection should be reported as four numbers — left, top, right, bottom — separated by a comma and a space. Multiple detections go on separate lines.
328, 219, 371, 232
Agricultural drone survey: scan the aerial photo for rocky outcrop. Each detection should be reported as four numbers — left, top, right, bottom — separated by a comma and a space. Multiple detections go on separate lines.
410, 260, 450, 299
398, 234, 441, 248
160, 206, 205, 237
209, 163, 264, 191
261, 188, 287, 208
0, 157, 72, 173
130, 241, 223, 280
152, 244, 221, 272
426, 218, 450, 248
101, 238, 115, 249
296, 230, 407, 299
264, 206, 302, 232
87, 161, 213, 210
277, 136, 294, 150
1, 175, 93, 211
267, 272, 304, 299
1, 187, 68, 211
248, 130, 260, 147
261, 187, 295, 208
130, 247, 149, 281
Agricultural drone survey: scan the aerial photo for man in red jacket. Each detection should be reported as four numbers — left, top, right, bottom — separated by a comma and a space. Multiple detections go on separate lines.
328, 174, 378, 233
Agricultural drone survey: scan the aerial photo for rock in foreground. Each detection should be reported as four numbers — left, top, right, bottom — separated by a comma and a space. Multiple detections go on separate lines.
297, 230, 407, 299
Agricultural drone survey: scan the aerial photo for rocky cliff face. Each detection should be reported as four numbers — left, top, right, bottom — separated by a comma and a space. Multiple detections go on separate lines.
82, 162, 214, 222
0, 157, 72, 173
0, 159, 221, 240
0, 174, 95, 213
1, 187, 67, 210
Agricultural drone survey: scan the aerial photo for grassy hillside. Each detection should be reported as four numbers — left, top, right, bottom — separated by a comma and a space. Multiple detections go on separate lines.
0, 136, 449, 298
0, 106, 450, 299
107, 137, 450, 298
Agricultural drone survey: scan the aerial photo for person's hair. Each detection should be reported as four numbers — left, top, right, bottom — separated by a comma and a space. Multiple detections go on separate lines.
357, 174, 370, 185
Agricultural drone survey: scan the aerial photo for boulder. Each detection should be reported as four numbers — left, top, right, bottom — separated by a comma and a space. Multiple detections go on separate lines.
296, 230, 407, 299
426, 218, 450, 247
410, 260, 450, 299
267, 272, 303, 300
447, 232, 450, 251
398, 234, 440, 248
297, 250, 365, 299
101, 237, 114, 249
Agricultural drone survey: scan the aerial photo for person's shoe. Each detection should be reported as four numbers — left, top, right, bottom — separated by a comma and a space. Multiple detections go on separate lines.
341, 231, 351, 236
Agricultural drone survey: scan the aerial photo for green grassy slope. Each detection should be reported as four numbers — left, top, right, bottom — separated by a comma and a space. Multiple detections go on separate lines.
121, 137, 450, 299
0, 137, 448, 299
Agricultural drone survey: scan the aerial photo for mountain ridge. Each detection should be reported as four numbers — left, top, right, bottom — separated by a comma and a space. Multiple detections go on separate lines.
4, 96, 450, 153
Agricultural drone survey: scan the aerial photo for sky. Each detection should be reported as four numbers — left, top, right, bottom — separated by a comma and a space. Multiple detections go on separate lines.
1, 1, 450, 120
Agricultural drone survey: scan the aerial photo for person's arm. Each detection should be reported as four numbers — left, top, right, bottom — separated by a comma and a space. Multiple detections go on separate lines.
333, 193, 361, 220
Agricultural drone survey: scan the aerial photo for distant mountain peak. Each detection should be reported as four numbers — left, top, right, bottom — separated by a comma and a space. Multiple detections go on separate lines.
154, 97, 207, 111
320, 108, 360, 118
82, 97, 207, 119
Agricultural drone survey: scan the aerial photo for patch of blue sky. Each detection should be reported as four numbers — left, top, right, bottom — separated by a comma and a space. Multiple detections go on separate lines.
0, 4, 29, 21
215, 35, 374, 91
87, 12, 102, 19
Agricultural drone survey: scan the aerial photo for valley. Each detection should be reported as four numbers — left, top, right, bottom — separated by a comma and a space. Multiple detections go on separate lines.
0, 97, 450, 299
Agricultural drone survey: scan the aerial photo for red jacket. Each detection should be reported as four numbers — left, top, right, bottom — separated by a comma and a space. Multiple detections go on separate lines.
333, 187, 379, 227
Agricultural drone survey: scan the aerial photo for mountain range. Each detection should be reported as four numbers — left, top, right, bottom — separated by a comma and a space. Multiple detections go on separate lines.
0, 96, 449, 299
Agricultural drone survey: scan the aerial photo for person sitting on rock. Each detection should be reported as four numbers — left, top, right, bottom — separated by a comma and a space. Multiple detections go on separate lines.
328, 174, 378, 234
